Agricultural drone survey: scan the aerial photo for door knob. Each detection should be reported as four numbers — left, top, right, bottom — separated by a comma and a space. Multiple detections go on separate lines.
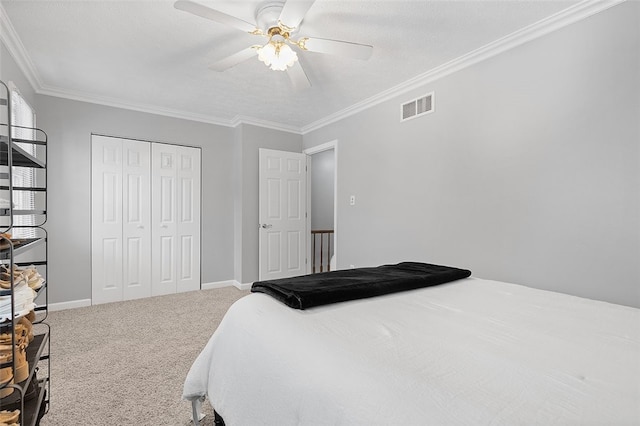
260, 224, 273, 229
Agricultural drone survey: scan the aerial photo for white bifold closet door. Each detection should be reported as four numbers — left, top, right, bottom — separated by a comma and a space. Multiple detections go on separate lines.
91, 136, 200, 305
92, 135, 152, 304
151, 143, 201, 296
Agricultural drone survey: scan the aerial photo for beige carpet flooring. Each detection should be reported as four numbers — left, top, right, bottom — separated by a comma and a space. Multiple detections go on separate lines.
39, 286, 248, 426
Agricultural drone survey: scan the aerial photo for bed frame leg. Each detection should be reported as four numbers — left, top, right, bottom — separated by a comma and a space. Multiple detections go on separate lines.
191, 396, 206, 426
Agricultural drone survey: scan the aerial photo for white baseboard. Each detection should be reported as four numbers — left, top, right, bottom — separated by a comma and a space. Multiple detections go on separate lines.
205, 280, 252, 291
234, 281, 253, 291
201, 280, 237, 290
49, 298, 92, 312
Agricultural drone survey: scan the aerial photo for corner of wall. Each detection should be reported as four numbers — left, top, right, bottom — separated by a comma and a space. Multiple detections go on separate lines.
233, 124, 244, 283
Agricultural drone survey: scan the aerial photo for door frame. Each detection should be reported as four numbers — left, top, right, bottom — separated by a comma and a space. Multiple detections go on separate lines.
303, 139, 338, 273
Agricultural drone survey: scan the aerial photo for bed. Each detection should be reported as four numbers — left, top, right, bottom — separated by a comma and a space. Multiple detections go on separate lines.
183, 263, 640, 425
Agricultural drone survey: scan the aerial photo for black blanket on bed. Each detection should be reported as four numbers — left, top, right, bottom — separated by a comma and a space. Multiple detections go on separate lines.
251, 262, 472, 309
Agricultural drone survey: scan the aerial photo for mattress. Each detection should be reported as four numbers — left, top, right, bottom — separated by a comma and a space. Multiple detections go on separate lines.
183, 278, 640, 425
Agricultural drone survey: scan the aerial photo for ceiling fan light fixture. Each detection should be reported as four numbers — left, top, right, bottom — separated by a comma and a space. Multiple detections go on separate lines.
257, 40, 298, 71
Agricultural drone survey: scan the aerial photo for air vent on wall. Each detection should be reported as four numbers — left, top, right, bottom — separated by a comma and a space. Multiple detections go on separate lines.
401, 92, 434, 122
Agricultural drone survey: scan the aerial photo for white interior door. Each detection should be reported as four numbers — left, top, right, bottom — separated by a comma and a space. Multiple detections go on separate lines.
91, 135, 124, 304
176, 146, 201, 293
259, 148, 307, 281
152, 143, 178, 296
122, 139, 151, 300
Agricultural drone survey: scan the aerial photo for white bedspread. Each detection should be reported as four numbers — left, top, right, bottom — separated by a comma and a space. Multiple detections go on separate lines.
183, 278, 640, 425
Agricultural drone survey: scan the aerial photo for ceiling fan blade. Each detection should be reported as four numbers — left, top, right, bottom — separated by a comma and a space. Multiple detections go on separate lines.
209, 47, 258, 71
287, 61, 311, 90
174, 0, 258, 34
301, 37, 373, 60
278, 0, 316, 29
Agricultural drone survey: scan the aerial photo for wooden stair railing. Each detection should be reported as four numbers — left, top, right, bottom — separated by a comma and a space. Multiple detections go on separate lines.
311, 229, 334, 273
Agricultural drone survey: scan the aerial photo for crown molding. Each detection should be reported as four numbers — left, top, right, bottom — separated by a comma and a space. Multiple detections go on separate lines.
0, 2, 43, 91
37, 84, 236, 127
38, 84, 304, 132
231, 114, 302, 134
300, 0, 626, 134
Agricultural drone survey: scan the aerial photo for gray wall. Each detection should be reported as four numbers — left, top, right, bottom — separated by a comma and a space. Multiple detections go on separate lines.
310, 149, 335, 230
36, 95, 235, 304
235, 123, 302, 284
232, 123, 243, 283
303, 1, 640, 307
27, 94, 301, 301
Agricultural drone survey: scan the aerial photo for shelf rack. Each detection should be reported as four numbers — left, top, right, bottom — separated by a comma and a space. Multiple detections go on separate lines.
0, 79, 50, 426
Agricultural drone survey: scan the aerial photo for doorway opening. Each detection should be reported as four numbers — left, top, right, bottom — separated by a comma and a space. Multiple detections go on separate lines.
304, 140, 337, 273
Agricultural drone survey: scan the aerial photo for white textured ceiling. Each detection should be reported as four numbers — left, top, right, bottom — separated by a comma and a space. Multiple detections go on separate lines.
1, 0, 581, 131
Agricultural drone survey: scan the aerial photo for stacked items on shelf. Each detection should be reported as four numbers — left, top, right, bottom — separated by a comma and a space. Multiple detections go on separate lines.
1, 308, 42, 420
1, 264, 44, 290
0, 409, 20, 425
1, 311, 35, 394
0, 261, 44, 322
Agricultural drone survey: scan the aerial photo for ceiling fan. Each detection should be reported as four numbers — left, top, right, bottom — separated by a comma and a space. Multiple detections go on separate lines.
174, 0, 374, 89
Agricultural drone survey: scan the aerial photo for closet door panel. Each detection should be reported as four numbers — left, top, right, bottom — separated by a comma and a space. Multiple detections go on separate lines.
176, 146, 201, 293
160, 235, 175, 281
91, 135, 124, 305
101, 238, 121, 290
122, 140, 151, 300
180, 235, 193, 280
152, 143, 178, 296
